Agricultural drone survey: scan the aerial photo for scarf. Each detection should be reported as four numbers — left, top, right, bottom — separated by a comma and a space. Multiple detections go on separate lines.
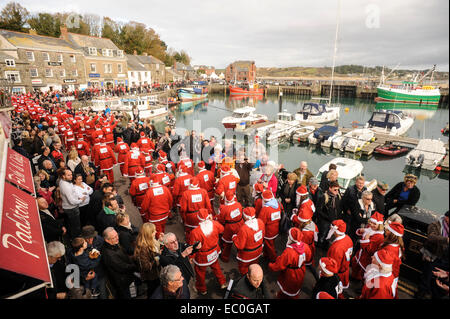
263, 198, 279, 210
104, 206, 116, 215
441, 216, 449, 238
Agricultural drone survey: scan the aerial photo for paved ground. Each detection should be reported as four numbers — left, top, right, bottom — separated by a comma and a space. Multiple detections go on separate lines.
111, 164, 411, 300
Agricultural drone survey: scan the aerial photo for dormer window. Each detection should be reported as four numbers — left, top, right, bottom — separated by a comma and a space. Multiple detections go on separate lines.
5, 59, 15, 67
88, 47, 97, 55
102, 49, 113, 57
117, 50, 123, 58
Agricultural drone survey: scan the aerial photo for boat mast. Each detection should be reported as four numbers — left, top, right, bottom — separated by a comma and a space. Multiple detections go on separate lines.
329, 0, 341, 105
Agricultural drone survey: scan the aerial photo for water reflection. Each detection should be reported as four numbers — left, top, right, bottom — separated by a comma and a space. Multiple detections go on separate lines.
375, 101, 438, 120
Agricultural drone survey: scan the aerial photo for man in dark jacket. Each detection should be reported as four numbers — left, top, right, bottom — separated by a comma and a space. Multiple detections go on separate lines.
38, 197, 66, 243
101, 227, 138, 299
150, 265, 190, 299
229, 264, 270, 299
235, 152, 254, 208
115, 212, 139, 256
308, 177, 324, 223
88, 182, 113, 228
160, 233, 195, 284
341, 176, 367, 232
32, 129, 46, 156
372, 181, 389, 218
97, 198, 120, 234
317, 181, 342, 248
74, 155, 98, 188
12, 138, 30, 159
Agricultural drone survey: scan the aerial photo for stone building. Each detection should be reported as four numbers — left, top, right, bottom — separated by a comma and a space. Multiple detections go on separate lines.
126, 54, 151, 87
173, 62, 197, 80
134, 54, 166, 85
225, 60, 257, 83
0, 51, 30, 93
0, 29, 86, 92
60, 26, 127, 88
165, 67, 183, 83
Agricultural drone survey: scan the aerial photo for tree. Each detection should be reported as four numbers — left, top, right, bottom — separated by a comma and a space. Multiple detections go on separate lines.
82, 14, 102, 37
101, 16, 122, 47
173, 50, 191, 65
0, 2, 29, 32
54, 12, 90, 35
28, 13, 61, 37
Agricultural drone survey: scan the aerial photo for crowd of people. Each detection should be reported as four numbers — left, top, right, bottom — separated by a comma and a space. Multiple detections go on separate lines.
7, 90, 449, 300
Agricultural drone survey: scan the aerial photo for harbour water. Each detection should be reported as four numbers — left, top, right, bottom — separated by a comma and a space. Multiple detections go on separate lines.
154, 94, 449, 215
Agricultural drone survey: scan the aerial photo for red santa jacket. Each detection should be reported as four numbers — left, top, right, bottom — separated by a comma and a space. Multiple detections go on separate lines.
159, 159, 176, 175
140, 184, 173, 223
196, 169, 215, 200
51, 149, 64, 164
378, 244, 402, 280
76, 140, 90, 157
188, 220, 224, 267
137, 136, 155, 153
258, 201, 282, 240
92, 127, 104, 141
123, 150, 146, 177
172, 173, 192, 205
180, 187, 212, 228
94, 144, 116, 171
151, 172, 173, 189
269, 242, 312, 297
114, 141, 130, 164
102, 120, 117, 144
91, 142, 102, 167
327, 234, 354, 289
233, 218, 265, 263
351, 229, 384, 280
177, 158, 194, 176
291, 198, 315, 227
64, 128, 75, 143
360, 271, 395, 299
129, 175, 151, 209
301, 221, 318, 264
142, 152, 153, 171
217, 201, 244, 243
215, 174, 239, 197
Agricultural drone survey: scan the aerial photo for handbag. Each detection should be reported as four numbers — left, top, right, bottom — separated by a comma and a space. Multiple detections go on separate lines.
84, 164, 96, 184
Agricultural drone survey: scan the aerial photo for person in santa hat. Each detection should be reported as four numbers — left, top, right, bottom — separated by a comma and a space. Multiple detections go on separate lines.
377, 221, 404, 298
157, 150, 176, 176
215, 164, 240, 204
315, 291, 335, 299
216, 190, 244, 263
137, 131, 155, 155
351, 211, 385, 281
177, 150, 194, 176
122, 143, 146, 182
84, 114, 99, 145
359, 249, 395, 299
140, 177, 173, 237
129, 167, 151, 217
269, 227, 311, 299
292, 185, 316, 227
172, 164, 193, 211
51, 142, 64, 164
91, 138, 102, 168
312, 257, 343, 299
151, 163, 174, 190
232, 207, 265, 275
180, 176, 213, 240
75, 134, 90, 157
326, 219, 354, 295
92, 124, 105, 142
253, 183, 264, 217
258, 190, 282, 262
114, 137, 130, 176
188, 209, 227, 295
102, 116, 117, 149
196, 161, 215, 204
64, 125, 76, 151
94, 139, 117, 183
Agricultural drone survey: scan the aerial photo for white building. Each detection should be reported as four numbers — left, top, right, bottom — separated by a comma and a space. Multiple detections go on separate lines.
126, 54, 151, 87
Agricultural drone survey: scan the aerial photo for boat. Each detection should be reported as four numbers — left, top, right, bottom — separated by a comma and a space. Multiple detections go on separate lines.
405, 138, 446, 170
365, 109, 414, 136
229, 83, 264, 96
322, 129, 342, 148
307, 125, 337, 145
256, 112, 301, 143
294, 102, 340, 124
221, 106, 268, 129
291, 125, 316, 142
88, 97, 123, 112
177, 87, 208, 102
374, 143, 410, 156
315, 157, 377, 193
332, 128, 375, 153
375, 102, 438, 120
376, 65, 441, 105
119, 95, 168, 119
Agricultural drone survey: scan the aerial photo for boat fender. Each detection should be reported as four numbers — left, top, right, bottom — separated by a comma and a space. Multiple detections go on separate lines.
351, 121, 359, 128
408, 155, 415, 165
435, 166, 442, 172
417, 153, 425, 166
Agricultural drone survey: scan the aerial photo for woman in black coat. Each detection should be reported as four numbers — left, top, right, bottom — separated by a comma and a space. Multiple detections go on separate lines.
385, 174, 420, 215
279, 173, 299, 219
115, 213, 139, 256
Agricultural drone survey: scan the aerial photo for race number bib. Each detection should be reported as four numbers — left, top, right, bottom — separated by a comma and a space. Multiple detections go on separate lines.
345, 247, 353, 262
185, 161, 192, 168
230, 208, 241, 219
191, 194, 202, 203
120, 144, 127, 150
145, 156, 151, 161
271, 211, 281, 221
162, 176, 170, 184
131, 153, 139, 159
77, 144, 83, 149
254, 230, 263, 242
100, 148, 108, 154
203, 174, 209, 182
138, 183, 148, 191
183, 179, 190, 187
106, 128, 110, 132
142, 139, 147, 144
207, 250, 218, 262
152, 187, 164, 196
229, 181, 236, 189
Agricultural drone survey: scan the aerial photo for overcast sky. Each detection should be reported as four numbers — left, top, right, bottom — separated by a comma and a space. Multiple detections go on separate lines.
15, 0, 450, 71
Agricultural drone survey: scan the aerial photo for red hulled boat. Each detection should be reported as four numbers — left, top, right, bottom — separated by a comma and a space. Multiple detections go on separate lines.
229, 84, 264, 95
374, 144, 410, 156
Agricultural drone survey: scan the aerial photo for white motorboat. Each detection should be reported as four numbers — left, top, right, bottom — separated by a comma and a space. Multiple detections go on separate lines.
333, 128, 375, 152
322, 130, 342, 148
88, 97, 123, 112
120, 95, 168, 120
291, 125, 316, 142
256, 112, 300, 142
405, 139, 447, 170
365, 110, 414, 136
222, 106, 269, 129
316, 157, 377, 193
295, 102, 340, 124
307, 125, 340, 145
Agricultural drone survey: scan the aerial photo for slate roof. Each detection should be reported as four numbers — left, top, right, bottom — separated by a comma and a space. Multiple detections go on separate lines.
126, 54, 148, 71
66, 32, 119, 50
135, 54, 164, 65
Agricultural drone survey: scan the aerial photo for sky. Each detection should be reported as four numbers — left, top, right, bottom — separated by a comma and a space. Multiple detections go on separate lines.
10, 0, 450, 71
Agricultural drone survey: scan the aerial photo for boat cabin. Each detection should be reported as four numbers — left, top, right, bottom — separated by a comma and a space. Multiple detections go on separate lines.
232, 106, 256, 118
277, 112, 294, 122
90, 97, 122, 111
297, 102, 328, 118
316, 157, 364, 191
367, 110, 405, 130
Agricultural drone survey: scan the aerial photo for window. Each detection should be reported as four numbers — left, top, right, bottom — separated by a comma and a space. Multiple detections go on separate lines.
117, 50, 123, 58
59, 69, 66, 77
102, 49, 112, 57
26, 51, 35, 61
5, 59, 15, 67
104, 64, 112, 73
42, 52, 50, 61
88, 47, 97, 55
57, 54, 63, 63
117, 63, 122, 73
5, 71, 20, 83
131, 71, 134, 77
156, 64, 159, 70
30, 68, 38, 77
90, 63, 97, 73
70, 55, 76, 63
45, 68, 53, 77
72, 69, 78, 77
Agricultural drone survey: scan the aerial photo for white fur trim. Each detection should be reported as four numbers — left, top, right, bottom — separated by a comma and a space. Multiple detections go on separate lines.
386, 223, 403, 237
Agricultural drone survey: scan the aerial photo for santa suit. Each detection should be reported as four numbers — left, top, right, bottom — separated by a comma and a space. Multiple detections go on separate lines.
129, 175, 151, 211
216, 200, 244, 262
142, 152, 153, 177
300, 221, 319, 264
92, 127, 105, 142
159, 159, 176, 177
254, 196, 263, 216
172, 173, 192, 207
177, 158, 194, 176
327, 234, 354, 290
91, 141, 102, 167
94, 143, 116, 183
84, 115, 98, 144
140, 183, 173, 235
196, 168, 216, 202
258, 200, 282, 262
188, 220, 226, 294
351, 228, 384, 281
114, 141, 130, 175
291, 199, 315, 227
102, 119, 117, 148
51, 148, 64, 164
64, 128, 76, 150
269, 242, 312, 299
180, 187, 212, 239
233, 218, 265, 275
151, 171, 173, 189
360, 270, 395, 299
377, 244, 402, 298
123, 149, 146, 180
137, 136, 155, 154
76, 139, 90, 157
215, 173, 239, 199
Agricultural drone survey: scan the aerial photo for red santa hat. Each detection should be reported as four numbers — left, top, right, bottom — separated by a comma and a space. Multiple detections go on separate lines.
373, 249, 394, 271
156, 163, 166, 173
319, 257, 338, 276
316, 291, 335, 299
326, 219, 346, 240
117, 137, 123, 143
197, 208, 210, 222
253, 183, 264, 194
262, 190, 274, 201
221, 164, 231, 175
77, 134, 84, 140
385, 221, 404, 237
140, 131, 145, 137
224, 190, 236, 203
130, 143, 139, 150
189, 177, 200, 189
197, 161, 206, 170
135, 167, 145, 176
288, 227, 303, 243
296, 185, 308, 196
369, 212, 384, 225
243, 207, 256, 220
94, 138, 100, 144
158, 150, 167, 160
297, 207, 313, 222
178, 164, 189, 174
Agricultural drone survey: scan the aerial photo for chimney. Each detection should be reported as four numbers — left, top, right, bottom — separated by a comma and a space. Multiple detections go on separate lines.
133, 50, 137, 56
60, 24, 68, 40
29, 28, 37, 35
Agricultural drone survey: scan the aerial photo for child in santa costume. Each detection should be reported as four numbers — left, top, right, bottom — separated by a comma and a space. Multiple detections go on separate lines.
312, 257, 343, 299
359, 249, 395, 299
253, 183, 264, 216
232, 207, 265, 275
269, 228, 311, 299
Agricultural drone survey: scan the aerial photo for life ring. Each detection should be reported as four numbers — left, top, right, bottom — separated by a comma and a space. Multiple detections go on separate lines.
351, 121, 359, 128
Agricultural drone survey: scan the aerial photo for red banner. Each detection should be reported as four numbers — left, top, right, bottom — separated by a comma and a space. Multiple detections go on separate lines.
0, 182, 51, 283
5, 147, 35, 194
